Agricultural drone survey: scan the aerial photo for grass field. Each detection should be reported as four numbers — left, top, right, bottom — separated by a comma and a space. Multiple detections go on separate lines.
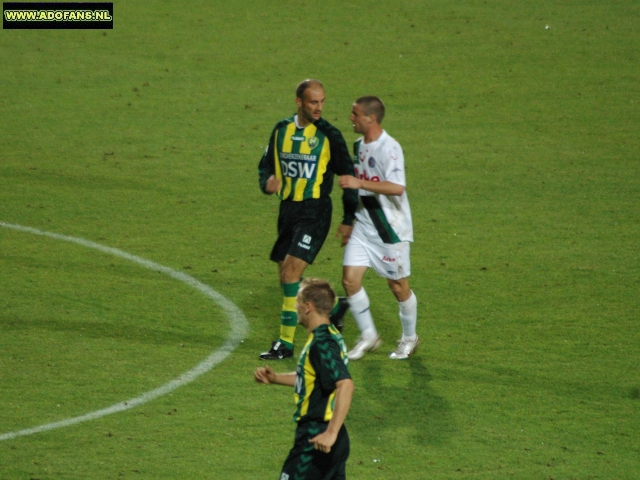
1, 1, 639, 478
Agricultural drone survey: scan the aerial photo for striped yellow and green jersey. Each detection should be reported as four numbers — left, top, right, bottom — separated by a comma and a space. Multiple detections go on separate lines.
258, 115, 358, 225
292, 324, 350, 424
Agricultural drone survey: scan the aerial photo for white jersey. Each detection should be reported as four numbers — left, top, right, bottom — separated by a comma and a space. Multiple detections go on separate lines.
353, 131, 413, 243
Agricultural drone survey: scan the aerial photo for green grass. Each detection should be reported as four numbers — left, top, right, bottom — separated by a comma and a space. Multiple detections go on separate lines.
1, 0, 639, 478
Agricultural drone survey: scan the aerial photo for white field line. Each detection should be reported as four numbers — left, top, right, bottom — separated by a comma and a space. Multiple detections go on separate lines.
0, 221, 249, 441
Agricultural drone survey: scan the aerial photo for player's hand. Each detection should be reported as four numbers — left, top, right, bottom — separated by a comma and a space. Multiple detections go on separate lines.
338, 175, 361, 190
265, 175, 282, 194
254, 366, 276, 384
309, 430, 337, 453
335, 224, 353, 247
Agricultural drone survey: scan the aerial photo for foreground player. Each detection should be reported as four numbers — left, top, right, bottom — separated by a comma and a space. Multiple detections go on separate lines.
255, 278, 354, 480
338, 96, 418, 360
258, 79, 358, 360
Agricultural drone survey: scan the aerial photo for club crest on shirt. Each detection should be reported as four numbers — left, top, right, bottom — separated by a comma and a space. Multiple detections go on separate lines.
308, 136, 319, 149
368, 157, 376, 168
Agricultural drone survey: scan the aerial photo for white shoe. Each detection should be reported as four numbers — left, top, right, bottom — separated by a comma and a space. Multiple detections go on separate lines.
347, 335, 382, 360
389, 336, 419, 360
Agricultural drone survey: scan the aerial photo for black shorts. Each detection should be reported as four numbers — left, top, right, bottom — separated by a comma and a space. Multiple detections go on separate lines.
280, 422, 349, 480
270, 198, 332, 265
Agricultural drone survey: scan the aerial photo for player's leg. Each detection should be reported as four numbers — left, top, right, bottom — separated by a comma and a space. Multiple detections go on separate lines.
328, 295, 349, 333
344, 266, 381, 360
386, 244, 418, 359
342, 228, 383, 359
388, 276, 418, 342
278, 255, 308, 349
262, 201, 298, 359
342, 255, 382, 360
364, 240, 418, 359
259, 255, 307, 360
262, 199, 331, 359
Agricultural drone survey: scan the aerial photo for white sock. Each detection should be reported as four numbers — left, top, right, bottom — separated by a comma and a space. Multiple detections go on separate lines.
348, 288, 377, 340
399, 291, 417, 341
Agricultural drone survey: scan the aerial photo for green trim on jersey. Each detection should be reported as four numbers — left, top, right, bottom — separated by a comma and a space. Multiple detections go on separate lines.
293, 324, 350, 423
353, 138, 362, 165
360, 196, 402, 244
353, 139, 402, 244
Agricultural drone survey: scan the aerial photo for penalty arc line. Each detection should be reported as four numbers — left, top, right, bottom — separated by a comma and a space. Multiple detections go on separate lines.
0, 221, 250, 442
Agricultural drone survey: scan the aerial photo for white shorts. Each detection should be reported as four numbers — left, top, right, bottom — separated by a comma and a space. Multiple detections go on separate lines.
343, 225, 411, 280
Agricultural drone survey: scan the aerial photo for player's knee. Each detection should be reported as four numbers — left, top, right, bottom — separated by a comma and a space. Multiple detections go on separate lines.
280, 259, 306, 284
388, 279, 410, 301
342, 276, 361, 297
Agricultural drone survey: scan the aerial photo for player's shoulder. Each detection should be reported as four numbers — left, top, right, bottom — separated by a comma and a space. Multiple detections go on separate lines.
379, 131, 404, 156
311, 324, 341, 347
311, 323, 332, 341
314, 118, 346, 141
380, 130, 401, 147
274, 116, 295, 130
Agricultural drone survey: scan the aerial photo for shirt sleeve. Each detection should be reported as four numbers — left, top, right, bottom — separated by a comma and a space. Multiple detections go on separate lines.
328, 130, 358, 225
384, 140, 406, 187
258, 127, 277, 193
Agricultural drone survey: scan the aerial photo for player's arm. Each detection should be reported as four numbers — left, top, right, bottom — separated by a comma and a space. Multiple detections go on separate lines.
258, 128, 281, 194
335, 223, 353, 247
254, 366, 296, 387
338, 176, 405, 196
340, 141, 407, 196
326, 128, 357, 245
328, 128, 358, 226
309, 378, 354, 453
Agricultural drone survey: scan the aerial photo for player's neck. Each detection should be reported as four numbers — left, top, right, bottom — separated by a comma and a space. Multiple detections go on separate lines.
295, 114, 313, 129
363, 125, 383, 144
305, 314, 330, 333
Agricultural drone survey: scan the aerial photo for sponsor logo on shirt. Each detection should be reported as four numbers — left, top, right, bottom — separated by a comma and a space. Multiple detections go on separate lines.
355, 167, 380, 182
382, 255, 397, 263
280, 152, 317, 161
280, 155, 317, 180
